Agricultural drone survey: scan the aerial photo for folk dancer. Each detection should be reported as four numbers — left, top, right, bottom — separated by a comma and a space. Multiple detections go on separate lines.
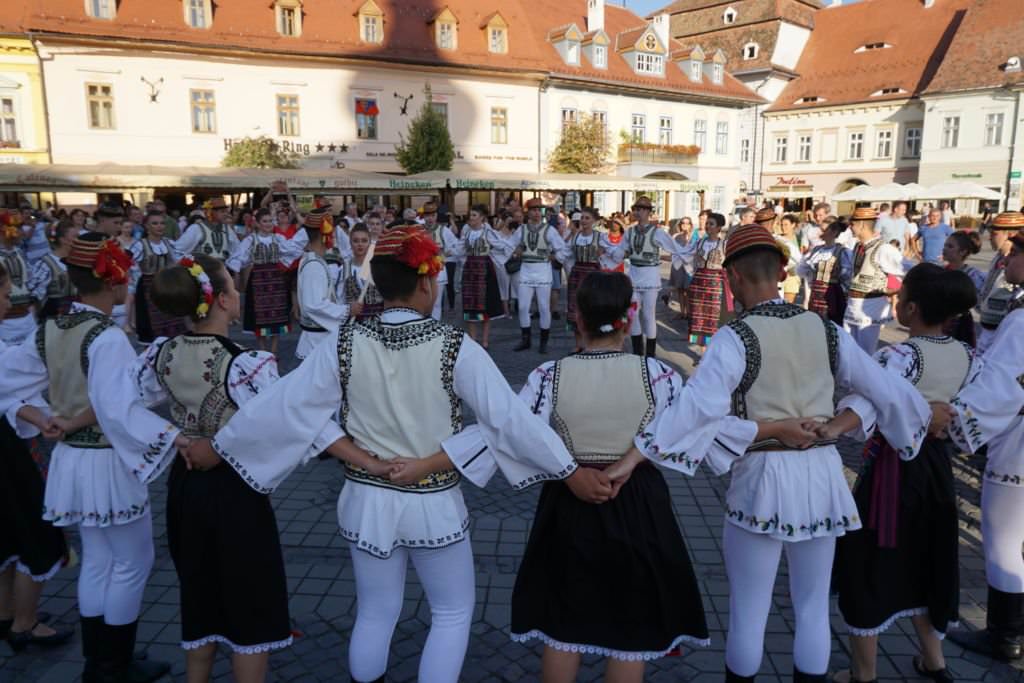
796, 220, 853, 326
831, 264, 979, 683
946, 229, 1024, 662
843, 207, 904, 354
683, 211, 729, 355
975, 211, 1023, 355
941, 230, 985, 346
340, 224, 384, 321
0, 233, 188, 683
184, 227, 582, 683
173, 197, 240, 264
295, 208, 347, 360
504, 198, 570, 354
35, 220, 78, 319
90, 202, 134, 329
0, 210, 46, 343
614, 224, 939, 681
564, 208, 612, 352
130, 211, 188, 344
457, 205, 510, 350
511, 271, 711, 682
420, 201, 457, 321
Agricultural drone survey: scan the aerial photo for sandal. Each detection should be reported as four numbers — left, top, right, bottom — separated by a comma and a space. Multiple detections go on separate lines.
912, 656, 954, 683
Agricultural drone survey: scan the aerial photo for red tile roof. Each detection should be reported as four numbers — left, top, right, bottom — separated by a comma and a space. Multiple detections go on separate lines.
2, 0, 760, 104
768, 0, 970, 113
655, 0, 821, 12
923, 0, 1024, 94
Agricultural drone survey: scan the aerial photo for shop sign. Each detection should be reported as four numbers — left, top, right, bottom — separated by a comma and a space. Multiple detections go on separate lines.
951, 173, 982, 179
775, 176, 808, 186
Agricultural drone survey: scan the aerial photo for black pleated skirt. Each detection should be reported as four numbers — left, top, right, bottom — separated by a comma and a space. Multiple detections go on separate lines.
835, 437, 959, 635
0, 418, 66, 579
166, 458, 291, 652
511, 464, 710, 659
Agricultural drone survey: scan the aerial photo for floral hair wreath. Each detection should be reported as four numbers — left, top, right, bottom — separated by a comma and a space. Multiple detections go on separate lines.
598, 301, 638, 333
92, 240, 134, 287
179, 257, 215, 318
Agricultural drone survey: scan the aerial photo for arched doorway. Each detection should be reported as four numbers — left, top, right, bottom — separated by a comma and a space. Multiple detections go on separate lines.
834, 178, 869, 216
642, 171, 690, 221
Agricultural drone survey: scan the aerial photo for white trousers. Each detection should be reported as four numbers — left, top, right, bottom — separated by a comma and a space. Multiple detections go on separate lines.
981, 481, 1024, 593
843, 296, 891, 355
723, 523, 835, 677
518, 284, 552, 329
629, 288, 659, 339
348, 540, 475, 683
77, 511, 155, 625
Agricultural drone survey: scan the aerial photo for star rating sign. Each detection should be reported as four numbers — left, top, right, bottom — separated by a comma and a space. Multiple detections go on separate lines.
328, 143, 337, 153
340, 144, 349, 153
316, 143, 325, 152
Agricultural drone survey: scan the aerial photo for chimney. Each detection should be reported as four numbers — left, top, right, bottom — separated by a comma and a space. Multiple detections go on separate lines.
587, 0, 605, 32
652, 13, 670, 50
923, 0, 935, 6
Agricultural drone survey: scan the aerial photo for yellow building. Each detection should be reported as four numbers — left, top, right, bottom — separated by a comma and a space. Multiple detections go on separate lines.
0, 35, 50, 165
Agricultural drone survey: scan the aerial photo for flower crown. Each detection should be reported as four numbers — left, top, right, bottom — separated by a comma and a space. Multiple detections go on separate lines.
598, 301, 638, 333
374, 227, 444, 277
179, 257, 215, 318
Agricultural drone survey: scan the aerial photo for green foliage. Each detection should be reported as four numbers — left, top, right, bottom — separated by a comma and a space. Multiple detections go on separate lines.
548, 114, 612, 174
395, 85, 455, 174
221, 136, 300, 169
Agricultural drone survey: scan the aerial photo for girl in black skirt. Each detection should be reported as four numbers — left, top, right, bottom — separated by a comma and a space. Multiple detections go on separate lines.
824, 263, 979, 683
132, 255, 291, 682
512, 271, 710, 683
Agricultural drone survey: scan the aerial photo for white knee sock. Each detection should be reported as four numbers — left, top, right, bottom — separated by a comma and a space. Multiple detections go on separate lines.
982, 481, 1024, 593
78, 512, 155, 625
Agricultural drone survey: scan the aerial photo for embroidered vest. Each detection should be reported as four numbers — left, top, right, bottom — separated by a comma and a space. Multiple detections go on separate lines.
154, 335, 240, 438
850, 238, 888, 294
978, 258, 1020, 328
551, 353, 654, 465
41, 253, 74, 300
0, 248, 32, 307
427, 224, 446, 248
337, 315, 464, 492
343, 260, 383, 313
694, 238, 726, 271
628, 225, 660, 267
36, 311, 117, 448
812, 245, 843, 285
249, 236, 281, 266
191, 220, 232, 260
727, 303, 838, 427
298, 253, 336, 332
901, 337, 971, 404
138, 239, 171, 275
571, 232, 601, 264
521, 224, 550, 264
465, 230, 491, 256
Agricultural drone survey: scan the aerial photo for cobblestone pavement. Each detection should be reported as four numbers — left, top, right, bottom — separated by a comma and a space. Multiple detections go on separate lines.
2, 252, 1021, 682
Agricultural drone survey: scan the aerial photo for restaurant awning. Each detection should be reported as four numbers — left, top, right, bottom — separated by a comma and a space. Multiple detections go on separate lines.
401, 170, 710, 193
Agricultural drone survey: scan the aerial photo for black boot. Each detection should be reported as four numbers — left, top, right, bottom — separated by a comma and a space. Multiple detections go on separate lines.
350, 676, 385, 683
539, 328, 550, 354
792, 668, 827, 682
513, 327, 531, 352
81, 616, 103, 683
645, 338, 657, 358
99, 621, 171, 683
631, 335, 644, 356
725, 666, 755, 682
949, 586, 1024, 660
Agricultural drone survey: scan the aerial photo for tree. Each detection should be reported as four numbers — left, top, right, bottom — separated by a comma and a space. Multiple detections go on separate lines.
222, 136, 300, 169
548, 114, 612, 174
395, 84, 455, 174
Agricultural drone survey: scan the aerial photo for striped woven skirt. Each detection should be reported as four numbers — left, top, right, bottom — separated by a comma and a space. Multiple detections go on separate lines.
566, 262, 600, 329
461, 255, 505, 322
809, 280, 848, 326
687, 267, 728, 345
136, 273, 188, 344
244, 263, 292, 337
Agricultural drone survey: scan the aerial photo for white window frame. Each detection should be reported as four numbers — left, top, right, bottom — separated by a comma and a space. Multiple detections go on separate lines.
430, 101, 448, 129
847, 131, 864, 160
636, 53, 665, 76
631, 114, 646, 143
904, 126, 922, 158
723, 7, 737, 24
361, 14, 382, 43
941, 116, 960, 149
566, 41, 580, 65
658, 116, 672, 145
561, 107, 578, 130
797, 134, 811, 162
190, 89, 216, 134
0, 95, 20, 147
715, 121, 729, 154
712, 185, 725, 211
489, 27, 508, 54
86, 0, 116, 20
875, 129, 893, 159
773, 135, 788, 163
184, 0, 211, 28
85, 82, 115, 130
276, 93, 300, 137
592, 110, 608, 143
437, 21, 456, 50
693, 119, 707, 150
712, 63, 724, 84
355, 97, 378, 140
740, 138, 750, 163
593, 45, 607, 69
276, 2, 301, 37
743, 42, 759, 60
985, 112, 1005, 147
689, 61, 702, 82
490, 107, 507, 144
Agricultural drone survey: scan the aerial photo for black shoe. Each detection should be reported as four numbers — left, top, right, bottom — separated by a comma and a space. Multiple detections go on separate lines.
6, 621, 75, 652
949, 586, 1024, 661
912, 655, 953, 683
631, 335, 644, 356
552, 312, 561, 321
81, 616, 103, 683
350, 676, 385, 683
660, 294, 671, 307
725, 666, 755, 682
645, 338, 657, 358
513, 327, 531, 352
0, 618, 10, 640
793, 668, 827, 682
98, 621, 171, 683
539, 329, 550, 355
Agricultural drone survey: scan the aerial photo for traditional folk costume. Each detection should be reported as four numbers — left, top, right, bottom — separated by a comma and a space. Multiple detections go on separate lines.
683, 236, 729, 346
976, 212, 1024, 355
422, 207, 457, 320
843, 209, 904, 354
36, 251, 77, 319
511, 352, 710, 660
129, 238, 187, 343
636, 226, 931, 681
226, 233, 302, 338
504, 204, 570, 353
207, 228, 577, 682
295, 211, 348, 360
797, 242, 852, 325
457, 224, 509, 323
776, 232, 802, 301
133, 333, 295, 656
0, 238, 181, 681
834, 336, 975, 640
945, 263, 986, 347
0, 239, 46, 343
172, 199, 240, 263
563, 230, 605, 330
340, 257, 384, 320
947, 273, 1024, 659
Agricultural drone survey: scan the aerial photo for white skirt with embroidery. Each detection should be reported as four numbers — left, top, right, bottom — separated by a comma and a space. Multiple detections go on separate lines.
981, 417, 1024, 487
43, 444, 151, 528
337, 481, 470, 558
725, 446, 862, 541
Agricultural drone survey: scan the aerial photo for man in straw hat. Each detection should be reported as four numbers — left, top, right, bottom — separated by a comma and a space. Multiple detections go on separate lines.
604, 196, 690, 358
842, 207, 905, 354
186, 226, 588, 683
976, 211, 1024, 355
172, 197, 239, 263
294, 208, 348, 360
420, 201, 457, 321
947, 228, 1024, 661
605, 222, 945, 682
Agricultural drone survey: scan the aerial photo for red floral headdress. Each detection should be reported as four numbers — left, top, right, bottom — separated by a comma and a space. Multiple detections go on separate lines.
373, 226, 444, 277
0, 209, 22, 241
66, 237, 134, 286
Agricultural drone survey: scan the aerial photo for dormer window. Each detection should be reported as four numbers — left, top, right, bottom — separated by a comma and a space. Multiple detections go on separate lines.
594, 45, 607, 68
712, 63, 723, 83
723, 7, 737, 24
431, 8, 458, 51
567, 41, 580, 65
358, 1, 384, 44
86, 0, 116, 20
855, 42, 892, 53
690, 61, 702, 81
184, 0, 211, 28
1007, 56, 1022, 73
871, 87, 907, 96
275, 1, 302, 37
743, 42, 759, 60
583, 30, 610, 70
796, 96, 822, 104
636, 52, 665, 76
483, 13, 509, 54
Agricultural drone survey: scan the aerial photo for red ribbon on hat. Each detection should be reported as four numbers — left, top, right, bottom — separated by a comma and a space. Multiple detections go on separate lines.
92, 240, 134, 287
